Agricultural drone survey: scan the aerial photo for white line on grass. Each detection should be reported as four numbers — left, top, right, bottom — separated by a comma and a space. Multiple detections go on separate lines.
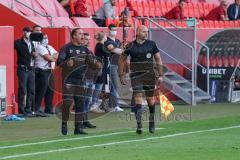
0, 128, 165, 150
0, 125, 239, 160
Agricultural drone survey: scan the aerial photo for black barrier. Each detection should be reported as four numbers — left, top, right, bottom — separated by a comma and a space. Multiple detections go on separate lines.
198, 30, 240, 103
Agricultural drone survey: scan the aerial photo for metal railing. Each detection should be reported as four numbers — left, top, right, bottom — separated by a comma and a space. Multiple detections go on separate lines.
13, 0, 53, 27
197, 40, 210, 94
134, 17, 197, 105
229, 60, 240, 101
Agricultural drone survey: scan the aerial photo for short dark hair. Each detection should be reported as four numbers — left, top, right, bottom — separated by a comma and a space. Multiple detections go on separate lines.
71, 28, 81, 39
179, 0, 186, 3
108, 24, 117, 30
33, 25, 41, 29
22, 26, 32, 32
84, 33, 90, 36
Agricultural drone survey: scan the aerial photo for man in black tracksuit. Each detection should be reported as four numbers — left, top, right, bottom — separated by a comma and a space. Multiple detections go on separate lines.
57, 28, 101, 135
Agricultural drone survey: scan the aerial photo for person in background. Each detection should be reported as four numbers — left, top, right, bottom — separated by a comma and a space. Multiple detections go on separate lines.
126, 0, 138, 17
93, 0, 117, 27
90, 31, 110, 113
74, 0, 91, 17
14, 27, 35, 116
164, 0, 186, 20
58, 0, 90, 17
33, 25, 42, 33
105, 24, 124, 112
82, 32, 102, 128
116, 11, 132, 27
205, 0, 228, 21
227, 0, 240, 20
34, 34, 58, 116
31, 25, 43, 49
58, 0, 71, 15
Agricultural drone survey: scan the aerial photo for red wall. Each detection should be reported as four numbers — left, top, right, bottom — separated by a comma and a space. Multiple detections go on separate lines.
0, 27, 15, 115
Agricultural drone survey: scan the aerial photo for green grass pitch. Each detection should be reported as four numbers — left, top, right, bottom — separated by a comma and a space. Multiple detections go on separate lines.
0, 103, 240, 160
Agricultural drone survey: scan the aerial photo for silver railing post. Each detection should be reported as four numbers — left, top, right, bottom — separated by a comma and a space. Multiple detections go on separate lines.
14, 0, 54, 27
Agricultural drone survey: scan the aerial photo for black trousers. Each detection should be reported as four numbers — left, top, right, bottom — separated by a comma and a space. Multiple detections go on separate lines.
92, 18, 105, 27
17, 66, 35, 113
61, 82, 85, 129
35, 68, 54, 112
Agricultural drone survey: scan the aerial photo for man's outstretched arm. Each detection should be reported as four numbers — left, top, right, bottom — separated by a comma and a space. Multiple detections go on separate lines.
118, 53, 128, 85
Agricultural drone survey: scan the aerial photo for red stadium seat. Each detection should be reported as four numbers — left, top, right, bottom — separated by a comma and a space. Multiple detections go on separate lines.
149, 0, 156, 17
92, 0, 100, 13
136, 1, 143, 17
35, 0, 69, 17
144, 19, 149, 27
233, 21, 240, 27
158, 21, 165, 27
160, 1, 168, 16
196, 3, 205, 18
163, 21, 172, 28
208, 20, 215, 28
0, 0, 12, 8
210, 55, 217, 67
30, 0, 47, 17
217, 55, 223, 67
154, 0, 162, 17
223, 55, 229, 67
224, 21, 235, 28
27, 17, 50, 27
72, 17, 98, 28
86, 0, 94, 15
14, 0, 35, 16
198, 20, 211, 28
186, 3, 194, 18
229, 55, 236, 67
98, 0, 103, 7
176, 21, 187, 28
202, 3, 210, 16
115, 5, 120, 16
53, 17, 74, 27
192, 3, 201, 19
142, 1, 150, 17
105, 18, 115, 26
118, 0, 126, 14
166, 1, 174, 11
214, 21, 224, 28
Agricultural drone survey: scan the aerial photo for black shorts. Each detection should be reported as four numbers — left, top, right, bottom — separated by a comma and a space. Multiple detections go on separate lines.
130, 71, 157, 97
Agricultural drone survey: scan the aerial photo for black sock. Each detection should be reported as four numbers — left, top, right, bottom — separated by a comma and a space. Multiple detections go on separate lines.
132, 104, 142, 114
148, 104, 155, 114
134, 104, 142, 123
149, 105, 155, 123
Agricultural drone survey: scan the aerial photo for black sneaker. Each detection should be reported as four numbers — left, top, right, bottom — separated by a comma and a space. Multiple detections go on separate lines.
149, 121, 155, 134
45, 111, 55, 115
136, 122, 143, 135
74, 129, 88, 135
25, 109, 33, 114
83, 122, 96, 129
36, 110, 49, 117
149, 114, 155, 134
61, 123, 68, 135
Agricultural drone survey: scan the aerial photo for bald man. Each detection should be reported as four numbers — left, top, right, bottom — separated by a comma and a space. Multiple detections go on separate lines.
119, 25, 164, 134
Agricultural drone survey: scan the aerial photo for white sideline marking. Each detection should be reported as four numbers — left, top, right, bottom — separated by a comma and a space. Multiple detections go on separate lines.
0, 128, 165, 150
0, 125, 239, 160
